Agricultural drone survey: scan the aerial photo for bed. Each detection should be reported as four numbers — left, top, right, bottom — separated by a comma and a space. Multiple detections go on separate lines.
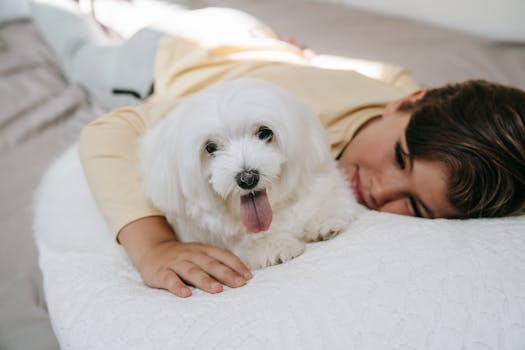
1, 0, 525, 349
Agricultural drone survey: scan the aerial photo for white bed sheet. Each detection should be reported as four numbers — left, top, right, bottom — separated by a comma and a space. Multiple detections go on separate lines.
34, 146, 525, 350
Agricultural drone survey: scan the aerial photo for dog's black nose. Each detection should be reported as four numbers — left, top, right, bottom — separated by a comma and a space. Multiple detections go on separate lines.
236, 169, 259, 190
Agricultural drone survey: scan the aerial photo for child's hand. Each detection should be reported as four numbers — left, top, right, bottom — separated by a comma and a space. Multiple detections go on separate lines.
118, 216, 252, 298
137, 240, 252, 298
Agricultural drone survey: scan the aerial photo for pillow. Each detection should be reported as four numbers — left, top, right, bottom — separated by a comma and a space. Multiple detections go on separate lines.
34, 146, 525, 350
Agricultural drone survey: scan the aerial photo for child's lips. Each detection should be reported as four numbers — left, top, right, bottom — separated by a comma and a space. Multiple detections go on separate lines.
351, 167, 365, 206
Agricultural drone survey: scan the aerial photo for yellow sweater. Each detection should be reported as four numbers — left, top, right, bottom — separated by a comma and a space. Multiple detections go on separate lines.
79, 36, 419, 238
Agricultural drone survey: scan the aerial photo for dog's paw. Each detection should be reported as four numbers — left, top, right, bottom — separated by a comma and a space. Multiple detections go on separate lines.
303, 206, 361, 243
303, 218, 348, 242
237, 237, 305, 270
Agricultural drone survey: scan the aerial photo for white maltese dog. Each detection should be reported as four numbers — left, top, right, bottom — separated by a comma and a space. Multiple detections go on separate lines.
139, 79, 362, 269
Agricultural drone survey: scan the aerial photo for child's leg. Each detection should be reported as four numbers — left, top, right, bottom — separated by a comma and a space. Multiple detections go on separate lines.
70, 28, 165, 108
31, 0, 162, 109
30, 1, 277, 109
0, 0, 31, 23
151, 6, 278, 46
91, 2, 278, 46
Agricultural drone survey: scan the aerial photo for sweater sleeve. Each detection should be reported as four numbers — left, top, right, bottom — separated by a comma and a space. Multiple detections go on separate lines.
78, 99, 179, 240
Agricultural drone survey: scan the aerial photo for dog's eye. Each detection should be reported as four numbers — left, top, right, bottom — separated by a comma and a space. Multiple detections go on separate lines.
205, 141, 218, 155
256, 126, 273, 142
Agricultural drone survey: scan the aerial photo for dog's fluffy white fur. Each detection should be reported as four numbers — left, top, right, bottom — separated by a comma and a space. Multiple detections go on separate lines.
34, 79, 361, 269
138, 79, 361, 269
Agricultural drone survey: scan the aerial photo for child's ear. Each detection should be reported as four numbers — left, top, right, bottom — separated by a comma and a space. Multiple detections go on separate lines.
408, 89, 427, 102
383, 89, 428, 117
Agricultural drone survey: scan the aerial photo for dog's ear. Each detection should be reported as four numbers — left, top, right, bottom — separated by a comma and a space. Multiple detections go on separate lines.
139, 97, 222, 222
280, 92, 331, 171
172, 92, 224, 214
175, 126, 221, 214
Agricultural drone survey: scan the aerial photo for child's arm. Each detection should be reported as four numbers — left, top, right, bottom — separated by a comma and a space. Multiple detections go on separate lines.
79, 101, 251, 297
118, 216, 251, 298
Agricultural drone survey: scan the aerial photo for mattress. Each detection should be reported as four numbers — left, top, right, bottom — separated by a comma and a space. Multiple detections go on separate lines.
34, 145, 525, 350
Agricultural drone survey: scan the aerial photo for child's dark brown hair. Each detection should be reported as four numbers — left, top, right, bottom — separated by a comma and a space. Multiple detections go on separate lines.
402, 80, 525, 218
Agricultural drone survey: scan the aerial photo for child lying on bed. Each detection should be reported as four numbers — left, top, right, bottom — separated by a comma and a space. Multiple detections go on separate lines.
31, 0, 525, 298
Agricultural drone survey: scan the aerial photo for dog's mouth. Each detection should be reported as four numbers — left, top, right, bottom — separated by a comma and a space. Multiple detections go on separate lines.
240, 189, 272, 233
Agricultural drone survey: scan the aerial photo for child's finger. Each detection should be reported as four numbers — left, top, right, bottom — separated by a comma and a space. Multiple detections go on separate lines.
193, 255, 247, 288
177, 264, 224, 294
206, 247, 253, 280
159, 269, 192, 298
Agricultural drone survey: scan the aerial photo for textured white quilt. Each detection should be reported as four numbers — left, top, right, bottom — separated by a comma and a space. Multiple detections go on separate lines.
34, 146, 525, 350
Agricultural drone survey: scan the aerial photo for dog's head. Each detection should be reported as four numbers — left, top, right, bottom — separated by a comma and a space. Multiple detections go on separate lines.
140, 79, 330, 233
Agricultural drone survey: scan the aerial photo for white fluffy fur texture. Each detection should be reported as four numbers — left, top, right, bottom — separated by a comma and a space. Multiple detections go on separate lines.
33, 78, 360, 270
138, 78, 361, 269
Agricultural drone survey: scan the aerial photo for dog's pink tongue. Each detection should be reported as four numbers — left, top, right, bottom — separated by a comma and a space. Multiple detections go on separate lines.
240, 190, 272, 233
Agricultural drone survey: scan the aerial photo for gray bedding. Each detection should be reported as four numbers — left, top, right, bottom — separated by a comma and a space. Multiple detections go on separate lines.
0, 20, 104, 350
1, 1, 524, 349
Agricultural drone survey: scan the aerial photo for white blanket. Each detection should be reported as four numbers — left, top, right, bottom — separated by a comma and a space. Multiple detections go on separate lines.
34, 146, 525, 350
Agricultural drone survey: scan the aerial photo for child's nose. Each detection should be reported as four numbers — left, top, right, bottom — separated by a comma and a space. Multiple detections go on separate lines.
370, 172, 410, 208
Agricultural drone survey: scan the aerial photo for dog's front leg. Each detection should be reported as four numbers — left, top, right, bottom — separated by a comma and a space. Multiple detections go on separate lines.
233, 232, 305, 270
301, 164, 364, 243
